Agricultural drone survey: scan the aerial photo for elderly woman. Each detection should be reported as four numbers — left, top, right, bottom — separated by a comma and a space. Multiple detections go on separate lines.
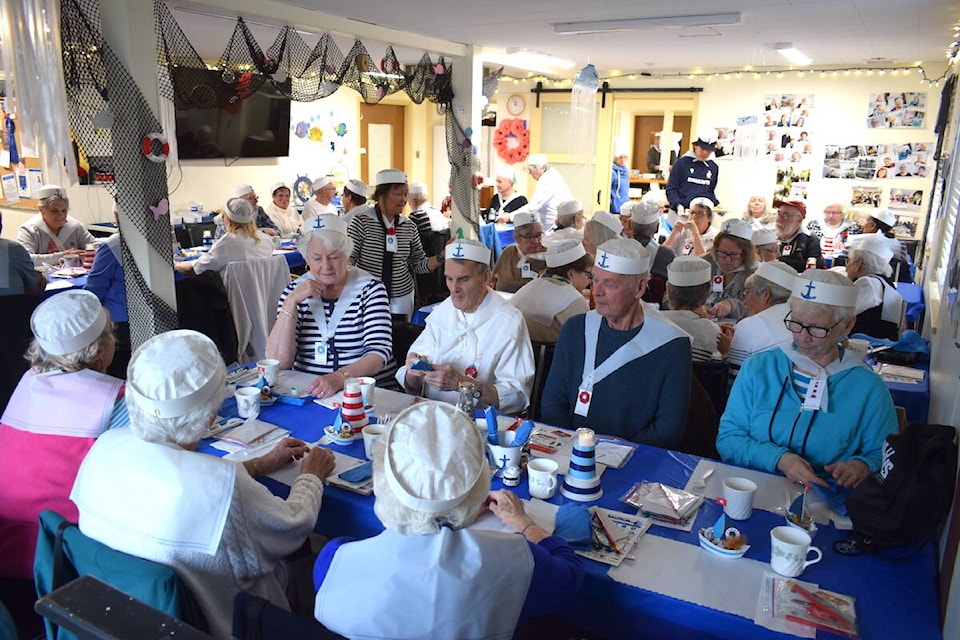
492, 211, 547, 292
70, 330, 336, 639
0, 290, 122, 581
175, 198, 273, 276
806, 203, 861, 259
753, 227, 781, 263
341, 178, 372, 227
267, 214, 396, 396
510, 240, 592, 342
660, 257, 732, 362
663, 196, 717, 257
17, 184, 96, 267
717, 270, 898, 488
859, 208, 910, 267
742, 194, 775, 231
704, 219, 757, 321
263, 182, 302, 236
582, 210, 622, 255
630, 200, 676, 306
347, 169, 442, 319
846, 236, 904, 340
544, 199, 584, 246
726, 261, 797, 385
312, 401, 584, 638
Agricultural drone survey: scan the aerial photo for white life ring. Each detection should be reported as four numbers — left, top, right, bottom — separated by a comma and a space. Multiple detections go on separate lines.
141, 133, 169, 163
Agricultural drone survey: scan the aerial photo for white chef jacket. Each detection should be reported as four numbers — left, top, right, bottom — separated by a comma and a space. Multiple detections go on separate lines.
515, 167, 572, 229
396, 289, 535, 414
301, 199, 337, 219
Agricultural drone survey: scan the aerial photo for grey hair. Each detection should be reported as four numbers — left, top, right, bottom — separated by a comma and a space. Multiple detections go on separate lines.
744, 273, 792, 304
126, 369, 227, 446
38, 194, 68, 209
26, 313, 114, 374
849, 247, 892, 278
666, 282, 711, 310
371, 437, 492, 535
447, 259, 489, 276
584, 219, 619, 250
555, 212, 580, 228
513, 222, 541, 238
630, 221, 659, 241
788, 270, 856, 324
298, 228, 354, 257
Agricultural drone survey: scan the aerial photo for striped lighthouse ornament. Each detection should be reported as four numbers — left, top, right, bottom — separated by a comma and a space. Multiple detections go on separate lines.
560, 427, 603, 501
340, 379, 369, 436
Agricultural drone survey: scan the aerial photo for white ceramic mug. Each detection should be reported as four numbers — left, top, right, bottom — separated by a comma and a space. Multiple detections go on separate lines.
722, 477, 758, 520
770, 525, 823, 577
256, 358, 280, 386
527, 458, 559, 500
487, 432, 522, 478
356, 376, 377, 412
362, 424, 386, 461
59, 254, 82, 269
235, 387, 261, 420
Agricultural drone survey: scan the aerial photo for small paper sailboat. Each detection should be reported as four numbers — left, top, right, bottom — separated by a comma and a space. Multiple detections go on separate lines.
698, 513, 750, 558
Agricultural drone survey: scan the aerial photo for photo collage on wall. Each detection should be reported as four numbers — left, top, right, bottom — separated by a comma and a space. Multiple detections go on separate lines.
822, 142, 933, 180
867, 92, 927, 128
888, 188, 925, 238
762, 94, 815, 164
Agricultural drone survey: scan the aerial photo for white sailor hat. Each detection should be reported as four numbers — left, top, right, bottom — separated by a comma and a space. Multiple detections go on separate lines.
721, 219, 754, 241
512, 211, 539, 228
545, 240, 586, 268
752, 228, 779, 246
755, 261, 797, 291
595, 238, 650, 275
31, 290, 107, 356
556, 200, 583, 217
791, 275, 858, 307
667, 256, 712, 286
302, 213, 348, 236
589, 211, 623, 236
375, 169, 408, 186
446, 238, 491, 264
631, 200, 661, 225
311, 176, 335, 192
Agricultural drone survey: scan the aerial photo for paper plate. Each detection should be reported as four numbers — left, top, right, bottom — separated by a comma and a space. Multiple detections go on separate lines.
698, 529, 750, 559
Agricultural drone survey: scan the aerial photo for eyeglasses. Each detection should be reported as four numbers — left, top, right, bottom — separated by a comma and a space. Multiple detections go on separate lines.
716, 250, 743, 260
776, 211, 801, 219
691, 211, 710, 218
783, 314, 842, 338
518, 232, 543, 240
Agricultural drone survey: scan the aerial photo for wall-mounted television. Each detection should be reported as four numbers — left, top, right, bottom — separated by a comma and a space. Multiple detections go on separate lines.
173, 69, 291, 160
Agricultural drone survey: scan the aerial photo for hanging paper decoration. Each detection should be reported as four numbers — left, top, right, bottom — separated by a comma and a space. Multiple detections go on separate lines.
570, 64, 599, 165
149, 198, 169, 221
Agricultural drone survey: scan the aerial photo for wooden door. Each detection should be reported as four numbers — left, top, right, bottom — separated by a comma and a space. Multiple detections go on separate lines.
360, 103, 405, 184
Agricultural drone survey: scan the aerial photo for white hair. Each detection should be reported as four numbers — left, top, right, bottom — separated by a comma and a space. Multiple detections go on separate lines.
298, 228, 354, 257
849, 247, 892, 278
744, 273, 792, 304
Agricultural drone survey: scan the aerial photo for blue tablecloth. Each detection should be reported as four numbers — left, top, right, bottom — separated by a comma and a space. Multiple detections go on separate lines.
479, 223, 514, 261
42, 275, 88, 300
203, 391, 941, 640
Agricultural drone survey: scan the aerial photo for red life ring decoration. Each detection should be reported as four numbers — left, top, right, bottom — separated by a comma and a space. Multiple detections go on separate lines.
493, 118, 530, 164
142, 133, 169, 163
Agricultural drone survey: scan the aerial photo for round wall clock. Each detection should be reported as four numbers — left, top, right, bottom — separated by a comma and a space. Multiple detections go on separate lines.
506, 94, 526, 116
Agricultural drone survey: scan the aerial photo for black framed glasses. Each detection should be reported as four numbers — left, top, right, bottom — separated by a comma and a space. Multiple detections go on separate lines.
716, 250, 743, 260
783, 314, 842, 338
518, 232, 543, 240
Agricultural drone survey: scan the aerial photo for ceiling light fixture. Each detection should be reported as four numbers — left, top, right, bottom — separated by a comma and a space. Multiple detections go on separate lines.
775, 43, 812, 66
482, 48, 575, 74
554, 12, 741, 35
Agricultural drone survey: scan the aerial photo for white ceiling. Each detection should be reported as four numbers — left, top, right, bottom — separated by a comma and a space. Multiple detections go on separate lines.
274, 0, 959, 74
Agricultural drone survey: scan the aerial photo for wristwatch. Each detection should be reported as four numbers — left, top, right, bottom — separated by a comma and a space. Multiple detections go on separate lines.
435, 253, 444, 264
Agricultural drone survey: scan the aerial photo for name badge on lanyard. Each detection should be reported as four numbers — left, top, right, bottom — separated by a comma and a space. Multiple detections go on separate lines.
682, 242, 694, 256
711, 275, 724, 293
314, 341, 328, 365
781, 244, 793, 256
521, 262, 534, 278
574, 387, 592, 417
385, 226, 398, 253
803, 378, 824, 411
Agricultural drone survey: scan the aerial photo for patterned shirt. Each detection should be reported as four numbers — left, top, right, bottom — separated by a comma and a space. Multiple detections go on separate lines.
347, 206, 430, 299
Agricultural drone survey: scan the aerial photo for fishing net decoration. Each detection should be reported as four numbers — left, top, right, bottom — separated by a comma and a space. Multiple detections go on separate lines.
60, 0, 178, 349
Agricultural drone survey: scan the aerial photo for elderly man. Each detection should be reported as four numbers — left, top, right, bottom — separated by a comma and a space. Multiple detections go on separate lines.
214, 184, 280, 239
773, 199, 823, 272
407, 182, 449, 236
630, 199, 675, 305
18, 184, 96, 266
753, 228, 781, 263
610, 149, 630, 214
726, 261, 797, 385
397, 239, 534, 414
666, 131, 719, 211
301, 176, 338, 218
512, 153, 572, 228
485, 169, 528, 223
541, 239, 691, 446
493, 211, 547, 292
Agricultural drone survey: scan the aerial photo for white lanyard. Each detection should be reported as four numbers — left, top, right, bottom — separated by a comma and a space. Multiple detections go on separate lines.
305, 270, 367, 365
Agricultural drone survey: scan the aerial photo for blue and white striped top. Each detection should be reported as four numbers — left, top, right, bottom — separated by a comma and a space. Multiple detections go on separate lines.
277, 273, 398, 387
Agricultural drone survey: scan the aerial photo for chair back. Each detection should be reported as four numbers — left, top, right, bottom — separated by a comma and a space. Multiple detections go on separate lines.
175, 271, 239, 365
692, 360, 729, 416
184, 222, 217, 248
222, 255, 291, 363
34, 510, 207, 640
527, 341, 556, 421
0, 295, 38, 415
679, 373, 720, 460
391, 320, 425, 366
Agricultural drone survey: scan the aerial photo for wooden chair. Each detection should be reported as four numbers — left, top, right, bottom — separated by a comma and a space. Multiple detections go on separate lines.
391, 320, 426, 366
692, 360, 729, 417
679, 373, 720, 460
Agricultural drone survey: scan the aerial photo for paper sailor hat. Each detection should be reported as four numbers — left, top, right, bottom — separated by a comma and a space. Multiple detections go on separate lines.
512, 211, 539, 228
31, 290, 108, 356
36, 184, 67, 201
344, 178, 370, 198
755, 261, 798, 291
269, 182, 289, 196
667, 256, 712, 286
302, 213, 348, 237
856, 234, 895, 263
688, 196, 714, 211
375, 168, 408, 186
721, 218, 754, 241
791, 275, 857, 307
631, 200, 661, 225
595, 238, 650, 275
870, 209, 897, 227
618, 201, 635, 217
545, 239, 586, 268
225, 197, 256, 224
232, 184, 255, 197
590, 210, 623, 236
311, 176, 335, 192
126, 330, 224, 419
446, 238, 491, 265
752, 228, 779, 246
382, 401, 488, 514
556, 200, 583, 216
527, 153, 548, 167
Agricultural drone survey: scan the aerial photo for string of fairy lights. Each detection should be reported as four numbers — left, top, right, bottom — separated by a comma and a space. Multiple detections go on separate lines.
499, 25, 960, 89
